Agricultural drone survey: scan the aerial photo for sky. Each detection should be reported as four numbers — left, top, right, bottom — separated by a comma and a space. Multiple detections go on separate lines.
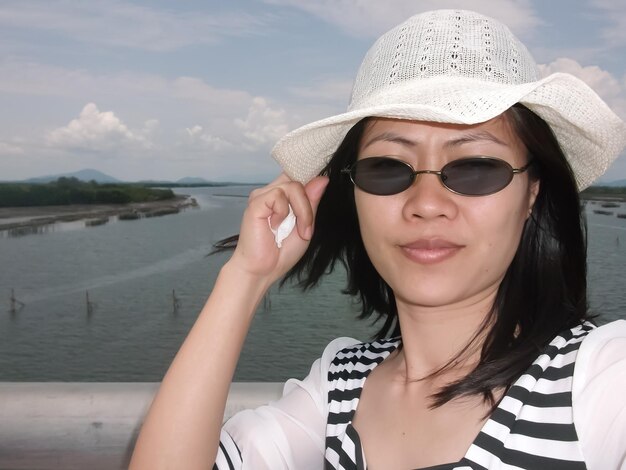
1, 0, 625, 183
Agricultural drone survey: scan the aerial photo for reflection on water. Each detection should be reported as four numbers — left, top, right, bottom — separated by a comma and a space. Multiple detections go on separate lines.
0, 199, 209, 239
6, 220, 87, 237
8, 288, 25, 317
0, 187, 624, 382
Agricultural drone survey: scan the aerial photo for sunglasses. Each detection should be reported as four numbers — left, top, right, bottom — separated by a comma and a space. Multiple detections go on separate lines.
341, 156, 533, 196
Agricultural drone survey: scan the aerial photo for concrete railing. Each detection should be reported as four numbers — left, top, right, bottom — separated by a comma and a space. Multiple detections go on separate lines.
0, 382, 284, 470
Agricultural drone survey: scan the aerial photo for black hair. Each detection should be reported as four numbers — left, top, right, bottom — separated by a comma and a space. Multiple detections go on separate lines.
279, 119, 400, 337
281, 105, 591, 407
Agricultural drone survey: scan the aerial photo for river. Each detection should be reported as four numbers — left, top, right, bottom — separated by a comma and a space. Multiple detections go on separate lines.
0, 186, 624, 382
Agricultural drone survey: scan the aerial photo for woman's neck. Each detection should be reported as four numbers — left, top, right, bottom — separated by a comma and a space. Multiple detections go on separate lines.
391, 288, 497, 383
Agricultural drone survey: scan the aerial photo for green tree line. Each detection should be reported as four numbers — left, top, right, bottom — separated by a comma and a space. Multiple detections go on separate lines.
0, 177, 175, 207
581, 186, 626, 200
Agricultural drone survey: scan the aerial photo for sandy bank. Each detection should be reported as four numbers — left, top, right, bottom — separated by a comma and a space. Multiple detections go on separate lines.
0, 195, 194, 231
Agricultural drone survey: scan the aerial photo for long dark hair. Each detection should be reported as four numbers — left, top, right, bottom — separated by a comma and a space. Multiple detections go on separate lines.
281, 105, 590, 407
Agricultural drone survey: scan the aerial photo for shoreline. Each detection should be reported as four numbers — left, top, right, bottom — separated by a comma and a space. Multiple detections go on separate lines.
0, 193, 623, 233
0, 195, 195, 232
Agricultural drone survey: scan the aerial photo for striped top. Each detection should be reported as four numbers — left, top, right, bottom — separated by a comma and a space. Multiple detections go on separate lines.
214, 321, 626, 469
325, 323, 592, 469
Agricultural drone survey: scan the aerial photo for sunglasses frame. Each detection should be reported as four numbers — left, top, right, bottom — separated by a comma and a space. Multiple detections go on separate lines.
341, 156, 533, 196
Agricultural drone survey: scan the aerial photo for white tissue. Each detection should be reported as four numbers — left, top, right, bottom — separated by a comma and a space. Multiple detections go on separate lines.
268, 205, 296, 248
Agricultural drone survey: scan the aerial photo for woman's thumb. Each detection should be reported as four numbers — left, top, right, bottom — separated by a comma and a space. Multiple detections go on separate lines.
304, 176, 330, 215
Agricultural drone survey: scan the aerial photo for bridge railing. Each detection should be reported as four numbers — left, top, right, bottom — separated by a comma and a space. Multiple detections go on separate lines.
0, 382, 284, 470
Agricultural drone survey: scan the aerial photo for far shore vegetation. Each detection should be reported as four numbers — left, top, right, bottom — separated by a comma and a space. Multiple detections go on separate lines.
0, 177, 623, 208
0, 177, 177, 207
581, 185, 626, 201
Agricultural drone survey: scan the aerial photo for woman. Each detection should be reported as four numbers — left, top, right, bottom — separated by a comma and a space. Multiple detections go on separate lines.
130, 9, 626, 469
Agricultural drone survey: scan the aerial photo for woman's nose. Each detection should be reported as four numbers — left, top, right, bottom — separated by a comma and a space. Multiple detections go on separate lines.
401, 171, 458, 221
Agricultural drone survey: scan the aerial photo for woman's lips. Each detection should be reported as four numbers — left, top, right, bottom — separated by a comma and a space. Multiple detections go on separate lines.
400, 239, 464, 264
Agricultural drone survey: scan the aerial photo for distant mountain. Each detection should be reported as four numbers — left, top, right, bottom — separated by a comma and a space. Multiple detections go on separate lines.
177, 176, 210, 184
26, 169, 121, 183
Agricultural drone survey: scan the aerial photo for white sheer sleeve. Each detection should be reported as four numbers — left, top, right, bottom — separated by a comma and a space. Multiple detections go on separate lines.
214, 337, 360, 470
573, 320, 626, 470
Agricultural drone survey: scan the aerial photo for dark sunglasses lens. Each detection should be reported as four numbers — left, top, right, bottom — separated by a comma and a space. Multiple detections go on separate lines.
352, 158, 413, 195
443, 159, 513, 195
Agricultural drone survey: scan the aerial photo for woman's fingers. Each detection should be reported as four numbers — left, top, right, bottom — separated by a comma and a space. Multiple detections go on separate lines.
249, 174, 328, 242
233, 173, 330, 279
271, 176, 329, 242
248, 172, 292, 202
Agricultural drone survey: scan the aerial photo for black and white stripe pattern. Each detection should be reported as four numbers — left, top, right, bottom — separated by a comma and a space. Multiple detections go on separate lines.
324, 323, 594, 470
324, 339, 399, 469
213, 323, 594, 469
213, 429, 242, 470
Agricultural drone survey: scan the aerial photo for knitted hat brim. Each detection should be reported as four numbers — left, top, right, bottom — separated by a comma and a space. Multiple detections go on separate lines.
272, 73, 626, 190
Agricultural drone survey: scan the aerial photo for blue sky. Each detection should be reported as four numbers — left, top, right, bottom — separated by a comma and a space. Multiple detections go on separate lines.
1, 0, 625, 182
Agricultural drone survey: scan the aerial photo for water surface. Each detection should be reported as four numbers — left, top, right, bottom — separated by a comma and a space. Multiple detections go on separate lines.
0, 188, 624, 382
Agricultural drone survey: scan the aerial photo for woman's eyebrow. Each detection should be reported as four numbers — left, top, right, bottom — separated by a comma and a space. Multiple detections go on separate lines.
362, 130, 510, 150
361, 131, 418, 149
444, 131, 509, 148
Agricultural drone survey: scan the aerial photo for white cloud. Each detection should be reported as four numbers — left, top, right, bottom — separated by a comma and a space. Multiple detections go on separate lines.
143, 119, 159, 135
538, 58, 626, 119
175, 97, 293, 157
589, 0, 626, 47
185, 125, 203, 138
528, 45, 604, 71
264, 0, 540, 38
182, 125, 233, 153
0, 58, 166, 98
172, 77, 251, 110
288, 78, 353, 104
0, 0, 270, 51
0, 58, 298, 178
46, 103, 156, 152
235, 97, 289, 150
174, 98, 292, 160
0, 140, 24, 155
0, 59, 262, 118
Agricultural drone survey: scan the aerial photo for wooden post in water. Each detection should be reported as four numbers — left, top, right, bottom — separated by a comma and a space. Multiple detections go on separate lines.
10, 289, 16, 314
172, 289, 180, 315
86, 291, 94, 317
10, 288, 25, 315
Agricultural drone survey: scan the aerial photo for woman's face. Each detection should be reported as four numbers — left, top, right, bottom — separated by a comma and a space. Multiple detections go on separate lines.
354, 116, 539, 311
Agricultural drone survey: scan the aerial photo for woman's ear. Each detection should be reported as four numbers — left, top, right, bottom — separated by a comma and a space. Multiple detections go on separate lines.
527, 179, 540, 218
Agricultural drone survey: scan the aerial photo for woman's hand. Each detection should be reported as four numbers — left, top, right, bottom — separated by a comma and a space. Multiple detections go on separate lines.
227, 173, 329, 284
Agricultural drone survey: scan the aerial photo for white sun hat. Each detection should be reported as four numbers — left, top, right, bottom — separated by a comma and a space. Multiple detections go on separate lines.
272, 9, 626, 190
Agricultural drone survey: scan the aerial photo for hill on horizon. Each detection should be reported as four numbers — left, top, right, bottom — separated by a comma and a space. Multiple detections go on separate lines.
16, 168, 625, 187
16, 170, 235, 185
25, 169, 122, 184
